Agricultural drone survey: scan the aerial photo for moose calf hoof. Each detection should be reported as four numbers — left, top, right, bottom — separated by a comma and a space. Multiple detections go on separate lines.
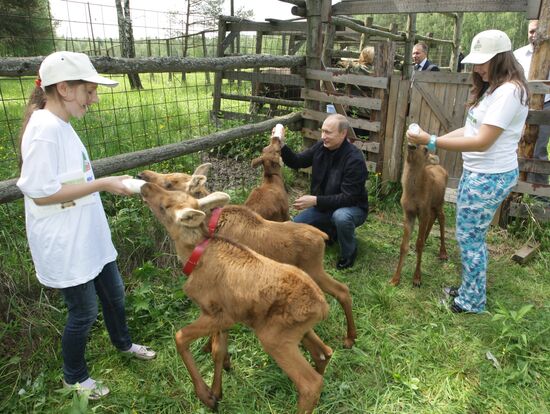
343, 337, 355, 349
388, 277, 400, 286
223, 354, 232, 371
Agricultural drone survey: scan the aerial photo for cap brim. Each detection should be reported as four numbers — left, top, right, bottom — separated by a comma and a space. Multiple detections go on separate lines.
81, 75, 118, 87
461, 51, 497, 65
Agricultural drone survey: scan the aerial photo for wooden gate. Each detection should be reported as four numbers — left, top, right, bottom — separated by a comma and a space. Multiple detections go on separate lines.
407, 71, 472, 187
383, 72, 471, 188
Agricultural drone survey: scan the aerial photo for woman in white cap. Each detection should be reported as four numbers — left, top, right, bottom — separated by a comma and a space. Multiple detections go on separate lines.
406, 30, 529, 313
16, 51, 156, 398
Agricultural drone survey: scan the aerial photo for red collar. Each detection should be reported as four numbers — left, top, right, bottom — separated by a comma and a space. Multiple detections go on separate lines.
208, 207, 223, 236
182, 237, 211, 276
182, 208, 223, 276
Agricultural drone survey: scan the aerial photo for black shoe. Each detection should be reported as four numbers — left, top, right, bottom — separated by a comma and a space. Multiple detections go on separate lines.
449, 300, 469, 313
443, 286, 460, 298
336, 247, 358, 270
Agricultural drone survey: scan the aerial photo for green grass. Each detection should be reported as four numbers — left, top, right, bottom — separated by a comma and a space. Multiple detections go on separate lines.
0, 71, 548, 413
1, 177, 549, 413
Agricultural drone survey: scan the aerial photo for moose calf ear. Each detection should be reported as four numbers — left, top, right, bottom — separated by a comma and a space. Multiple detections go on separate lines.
193, 162, 212, 177
197, 192, 230, 210
189, 174, 207, 188
175, 208, 206, 227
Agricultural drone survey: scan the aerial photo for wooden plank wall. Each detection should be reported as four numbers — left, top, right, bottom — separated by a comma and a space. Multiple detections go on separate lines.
301, 68, 390, 173
407, 72, 471, 183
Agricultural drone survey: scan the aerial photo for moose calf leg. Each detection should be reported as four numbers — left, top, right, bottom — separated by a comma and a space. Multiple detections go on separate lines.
313, 271, 356, 348
175, 316, 220, 410
412, 217, 430, 287
390, 214, 414, 286
301, 330, 333, 374
210, 330, 229, 401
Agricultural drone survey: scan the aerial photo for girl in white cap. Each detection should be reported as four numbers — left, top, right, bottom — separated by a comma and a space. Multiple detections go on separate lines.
16, 51, 156, 399
406, 30, 529, 313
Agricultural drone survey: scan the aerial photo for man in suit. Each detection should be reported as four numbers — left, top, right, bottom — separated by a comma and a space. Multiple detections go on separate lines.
412, 42, 440, 71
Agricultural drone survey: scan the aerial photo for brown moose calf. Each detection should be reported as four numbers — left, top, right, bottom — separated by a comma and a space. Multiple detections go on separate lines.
139, 169, 357, 348
390, 143, 448, 287
140, 183, 332, 414
244, 136, 290, 221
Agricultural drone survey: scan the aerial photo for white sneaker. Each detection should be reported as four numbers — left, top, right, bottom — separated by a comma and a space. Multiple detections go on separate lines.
63, 377, 110, 400
122, 343, 156, 360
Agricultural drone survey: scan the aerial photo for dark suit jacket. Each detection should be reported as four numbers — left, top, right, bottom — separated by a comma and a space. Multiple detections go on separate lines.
419, 60, 440, 71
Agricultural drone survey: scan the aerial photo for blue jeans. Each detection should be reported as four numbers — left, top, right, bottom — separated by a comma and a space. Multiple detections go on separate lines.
293, 206, 367, 259
455, 169, 518, 313
60, 261, 132, 384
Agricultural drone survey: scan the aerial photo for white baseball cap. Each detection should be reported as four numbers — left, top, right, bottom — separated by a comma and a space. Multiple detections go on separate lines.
461, 30, 512, 65
39, 51, 118, 89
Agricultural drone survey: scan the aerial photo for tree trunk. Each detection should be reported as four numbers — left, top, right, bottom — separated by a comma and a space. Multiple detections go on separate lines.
115, 0, 142, 89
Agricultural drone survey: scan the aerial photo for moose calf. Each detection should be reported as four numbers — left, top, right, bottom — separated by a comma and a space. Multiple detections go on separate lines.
138, 169, 357, 348
244, 136, 290, 221
389, 143, 448, 287
140, 183, 332, 414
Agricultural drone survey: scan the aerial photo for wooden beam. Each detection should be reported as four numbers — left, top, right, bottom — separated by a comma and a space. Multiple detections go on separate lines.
332, 0, 528, 15
306, 68, 388, 89
332, 16, 405, 41
224, 70, 305, 86
518, 157, 550, 174
220, 92, 303, 107
302, 109, 380, 132
0, 55, 306, 77
227, 21, 307, 33
527, 109, 550, 125
301, 88, 382, 110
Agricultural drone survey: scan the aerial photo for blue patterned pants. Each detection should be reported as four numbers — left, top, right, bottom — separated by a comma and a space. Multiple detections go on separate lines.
454, 168, 518, 313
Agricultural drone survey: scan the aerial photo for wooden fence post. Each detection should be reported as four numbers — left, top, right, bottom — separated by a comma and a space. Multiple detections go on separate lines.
405, 13, 416, 78
303, 0, 329, 145
450, 13, 463, 72
212, 17, 227, 123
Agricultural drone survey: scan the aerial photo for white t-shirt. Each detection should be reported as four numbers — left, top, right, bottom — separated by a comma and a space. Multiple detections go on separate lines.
462, 82, 528, 174
17, 110, 117, 288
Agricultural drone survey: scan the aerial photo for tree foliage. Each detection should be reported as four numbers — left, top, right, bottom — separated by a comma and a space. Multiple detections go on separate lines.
0, 0, 56, 57
369, 12, 528, 52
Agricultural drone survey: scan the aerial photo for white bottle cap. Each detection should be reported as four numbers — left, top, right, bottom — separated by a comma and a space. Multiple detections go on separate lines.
273, 123, 284, 139
122, 178, 147, 194
408, 123, 420, 134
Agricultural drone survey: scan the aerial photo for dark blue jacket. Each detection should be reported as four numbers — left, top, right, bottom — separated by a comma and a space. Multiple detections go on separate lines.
281, 139, 369, 213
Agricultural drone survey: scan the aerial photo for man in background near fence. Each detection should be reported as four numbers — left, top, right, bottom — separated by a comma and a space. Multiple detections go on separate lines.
514, 19, 550, 186
412, 42, 440, 72
277, 114, 369, 270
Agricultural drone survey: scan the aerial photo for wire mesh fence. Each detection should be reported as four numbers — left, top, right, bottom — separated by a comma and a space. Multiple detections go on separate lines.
0, 1, 302, 185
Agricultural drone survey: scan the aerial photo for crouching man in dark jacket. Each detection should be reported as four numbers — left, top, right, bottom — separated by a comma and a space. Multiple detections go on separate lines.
278, 114, 368, 269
